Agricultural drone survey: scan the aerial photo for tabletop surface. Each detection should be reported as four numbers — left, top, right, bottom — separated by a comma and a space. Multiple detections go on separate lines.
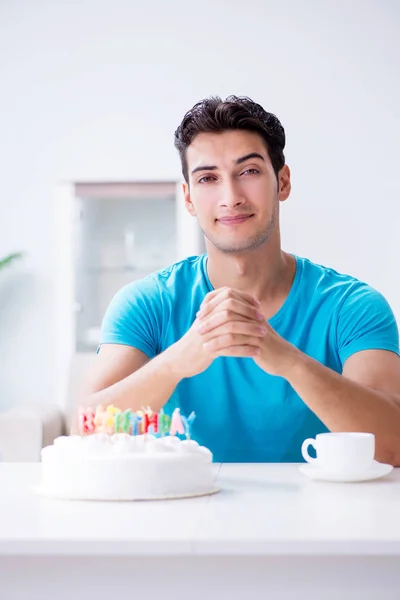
1, 462, 400, 557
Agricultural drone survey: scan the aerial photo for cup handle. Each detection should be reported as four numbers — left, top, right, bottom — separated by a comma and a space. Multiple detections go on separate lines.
301, 438, 318, 463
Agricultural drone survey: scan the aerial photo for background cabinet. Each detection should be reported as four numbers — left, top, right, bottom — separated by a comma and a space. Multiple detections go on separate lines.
73, 183, 181, 351
55, 181, 205, 371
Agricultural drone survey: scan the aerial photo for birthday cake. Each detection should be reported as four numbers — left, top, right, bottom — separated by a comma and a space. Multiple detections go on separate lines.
38, 406, 217, 501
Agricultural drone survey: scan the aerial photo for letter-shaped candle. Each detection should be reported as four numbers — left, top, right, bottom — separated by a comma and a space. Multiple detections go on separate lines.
144, 411, 158, 433
169, 408, 185, 436
181, 411, 196, 439
158, 411, 171, 436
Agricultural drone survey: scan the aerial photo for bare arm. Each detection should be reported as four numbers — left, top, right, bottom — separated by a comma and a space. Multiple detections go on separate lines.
78, 343, 185, 416
198, 292, 400, 465
276, 349, 400, 465
75, 287, 264, 430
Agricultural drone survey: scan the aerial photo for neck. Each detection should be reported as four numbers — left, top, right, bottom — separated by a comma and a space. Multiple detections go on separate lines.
205, 234, 295, 306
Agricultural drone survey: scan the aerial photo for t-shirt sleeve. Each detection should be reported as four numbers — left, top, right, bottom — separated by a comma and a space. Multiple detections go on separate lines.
98, 276, 163, 359
337, 283, 399, 366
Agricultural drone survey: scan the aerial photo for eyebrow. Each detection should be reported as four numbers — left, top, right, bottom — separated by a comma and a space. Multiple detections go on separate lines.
191, 152, 266, 175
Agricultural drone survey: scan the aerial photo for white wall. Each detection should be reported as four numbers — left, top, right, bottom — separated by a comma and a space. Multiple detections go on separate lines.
0, 0, 399, 410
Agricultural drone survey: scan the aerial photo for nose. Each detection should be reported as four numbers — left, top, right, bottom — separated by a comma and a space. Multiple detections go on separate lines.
219, 180, 246, 209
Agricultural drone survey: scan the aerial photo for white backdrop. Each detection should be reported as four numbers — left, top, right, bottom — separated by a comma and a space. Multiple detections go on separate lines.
0, 0, 399, 409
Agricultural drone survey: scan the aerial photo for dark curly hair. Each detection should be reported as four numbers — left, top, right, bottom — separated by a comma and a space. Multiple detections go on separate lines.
174, 95, 286, 183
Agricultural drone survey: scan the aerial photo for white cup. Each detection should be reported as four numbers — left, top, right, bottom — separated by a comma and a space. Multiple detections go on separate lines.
301, 432, 375, 474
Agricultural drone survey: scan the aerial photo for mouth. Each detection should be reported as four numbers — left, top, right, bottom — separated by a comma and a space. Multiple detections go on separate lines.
217, 214, 254, 225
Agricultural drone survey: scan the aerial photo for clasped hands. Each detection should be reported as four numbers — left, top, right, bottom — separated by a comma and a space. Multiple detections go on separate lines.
174, 287, 298, 379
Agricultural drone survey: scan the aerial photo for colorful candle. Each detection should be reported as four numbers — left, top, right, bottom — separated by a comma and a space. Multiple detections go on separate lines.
181, 411, 196, 439
114, 411, 123, 433
169, 408, 185, 436
129, 412, 139, 436
121, 409, 131, 433
94, 405, 107, 432
158, 410, 171, 437
85, 407, 96, 433
114, 410, 131, 433
144, 410, 158, 434
187, 411, 196, 435
78, 403, 196, 439
106, 405, 121, 433
136, 410, 144, 434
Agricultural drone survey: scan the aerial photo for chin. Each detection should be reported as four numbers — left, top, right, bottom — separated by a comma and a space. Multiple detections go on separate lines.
208, 234, 268, 254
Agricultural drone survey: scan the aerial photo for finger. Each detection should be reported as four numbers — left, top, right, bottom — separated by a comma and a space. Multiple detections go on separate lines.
214, 345, 261, 357
198, 298, 264, 325
199, 287, 260, 315
201, 287, 260, 309
200, 319, 267, 339
203, 334, 264, 352
200, 288, 224, 304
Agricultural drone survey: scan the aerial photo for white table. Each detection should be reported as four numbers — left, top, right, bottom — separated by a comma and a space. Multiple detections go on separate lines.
1, 463, 400, 600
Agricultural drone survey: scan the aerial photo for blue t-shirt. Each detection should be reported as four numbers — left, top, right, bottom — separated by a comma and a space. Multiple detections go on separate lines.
99, 254, 399, 462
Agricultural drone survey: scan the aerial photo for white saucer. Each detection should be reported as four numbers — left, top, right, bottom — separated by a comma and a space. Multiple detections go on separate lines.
298, 460, 393, 483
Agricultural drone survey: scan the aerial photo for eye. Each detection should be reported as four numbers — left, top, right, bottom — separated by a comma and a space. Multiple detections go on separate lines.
198, 176, 217, 183
241, 168, 260, 176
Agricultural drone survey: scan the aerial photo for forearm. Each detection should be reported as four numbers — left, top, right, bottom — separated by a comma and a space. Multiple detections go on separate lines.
285, 351, 400, 465
84, 347, 184, 413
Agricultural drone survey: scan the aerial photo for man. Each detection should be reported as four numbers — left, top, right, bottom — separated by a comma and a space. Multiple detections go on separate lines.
80, 95, 400, 464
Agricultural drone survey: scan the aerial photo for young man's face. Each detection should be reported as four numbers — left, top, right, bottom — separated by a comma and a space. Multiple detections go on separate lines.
183, 129, 290, 254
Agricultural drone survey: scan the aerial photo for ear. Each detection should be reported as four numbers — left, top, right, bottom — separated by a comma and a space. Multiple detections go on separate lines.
277, 165, 291, 202
182, 182, 197, 216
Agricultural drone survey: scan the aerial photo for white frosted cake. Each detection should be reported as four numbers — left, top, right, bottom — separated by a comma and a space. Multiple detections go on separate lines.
38, 432, 217, 501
